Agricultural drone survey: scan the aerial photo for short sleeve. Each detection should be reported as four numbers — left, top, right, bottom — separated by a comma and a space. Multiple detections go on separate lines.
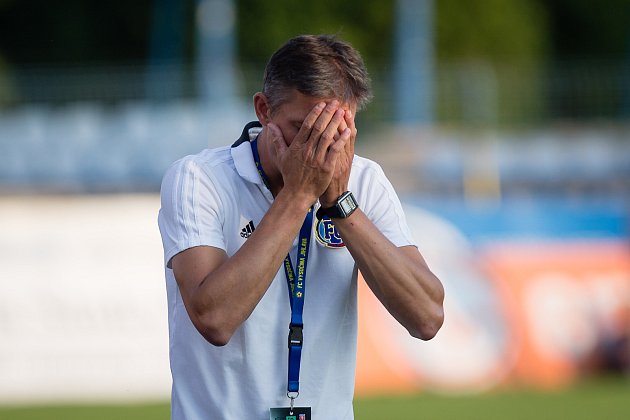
353, 160, 416, 248
158, 157, 226, 268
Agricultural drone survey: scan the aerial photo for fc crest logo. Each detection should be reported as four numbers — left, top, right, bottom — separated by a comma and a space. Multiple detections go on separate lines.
315, 217, 345, 248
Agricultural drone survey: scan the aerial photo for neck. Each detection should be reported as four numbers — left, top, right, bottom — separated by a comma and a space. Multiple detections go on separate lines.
258, 128, 284, 197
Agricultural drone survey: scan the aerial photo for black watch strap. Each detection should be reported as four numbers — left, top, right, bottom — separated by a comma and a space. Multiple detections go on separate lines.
316, 204, 342, 220
316, 191, 358, 220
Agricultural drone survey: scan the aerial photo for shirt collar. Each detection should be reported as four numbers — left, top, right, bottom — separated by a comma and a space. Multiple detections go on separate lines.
231, 121, 264, 186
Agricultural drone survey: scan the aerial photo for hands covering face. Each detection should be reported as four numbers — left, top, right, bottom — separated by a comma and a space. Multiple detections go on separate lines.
268, 100, 357, 208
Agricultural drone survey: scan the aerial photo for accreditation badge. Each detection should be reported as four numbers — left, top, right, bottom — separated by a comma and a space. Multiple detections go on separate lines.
269, 406, 311, 420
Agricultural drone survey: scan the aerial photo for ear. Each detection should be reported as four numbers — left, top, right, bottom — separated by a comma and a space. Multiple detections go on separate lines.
253, 93, 272, 125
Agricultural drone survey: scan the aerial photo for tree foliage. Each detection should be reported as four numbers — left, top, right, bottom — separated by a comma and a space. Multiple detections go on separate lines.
436, 0, 548, 63
0, 0, 153, 64
545, 0, 630, 59
1, 0, 626, 68
235, 0, 550, 67
235, 0, 394, 69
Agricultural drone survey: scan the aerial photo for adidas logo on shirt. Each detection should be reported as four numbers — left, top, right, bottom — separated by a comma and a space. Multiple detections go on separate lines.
240, 220, 255, 238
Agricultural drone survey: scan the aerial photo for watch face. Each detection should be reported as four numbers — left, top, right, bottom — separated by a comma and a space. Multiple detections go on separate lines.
339, 196, 357, 215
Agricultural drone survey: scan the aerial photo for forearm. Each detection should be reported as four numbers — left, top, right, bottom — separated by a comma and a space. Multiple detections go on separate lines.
181, 190, 312, 345
333, 209, 444, 340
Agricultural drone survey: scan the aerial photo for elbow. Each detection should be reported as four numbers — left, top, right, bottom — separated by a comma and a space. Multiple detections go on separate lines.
200, 327, 232, 347
414, 278, 445, 340
191, 310, 235, 347
410, 303, 445, 341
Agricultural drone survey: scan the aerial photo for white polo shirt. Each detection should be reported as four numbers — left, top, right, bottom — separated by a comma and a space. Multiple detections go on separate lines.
158, 122, 416, 420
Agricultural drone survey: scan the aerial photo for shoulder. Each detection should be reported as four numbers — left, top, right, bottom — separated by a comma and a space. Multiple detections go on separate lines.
159, 147, 239, 208
350, 154, 387, 181
162, 146, 234, 186
349, 154, 401, 209
168, 146, 233, 176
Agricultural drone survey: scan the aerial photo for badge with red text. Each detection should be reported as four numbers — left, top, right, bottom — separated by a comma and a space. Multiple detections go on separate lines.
315, 216, 345, 248
269, 406, 311, 420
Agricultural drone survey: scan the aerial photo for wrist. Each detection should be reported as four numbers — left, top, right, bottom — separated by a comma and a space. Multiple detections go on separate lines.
316, 191, 358, 220
318, 199, 336, 209
319, 189, 346, 209
276, 188, 316, 213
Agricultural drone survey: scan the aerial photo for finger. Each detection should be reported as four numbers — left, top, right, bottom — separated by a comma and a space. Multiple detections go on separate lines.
308, 100, 340, 147
343, 110, 356, 135
343, 109, 357, 152
344, 110, 356, 136
335, 117, 348, 141
338, 111, 348, 131
315, 108, 345, 163
268, 123, 287, 156
295, 102, 326, 144
323, 127, 350, 171
331, 128, 350, 152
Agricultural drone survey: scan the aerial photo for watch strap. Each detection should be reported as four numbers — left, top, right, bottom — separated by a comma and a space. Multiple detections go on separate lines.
316, 191, 357, 220
316, 204, 342, 220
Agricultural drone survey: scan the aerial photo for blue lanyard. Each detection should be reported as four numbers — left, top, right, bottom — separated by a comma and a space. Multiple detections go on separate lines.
250, 138, 313, 397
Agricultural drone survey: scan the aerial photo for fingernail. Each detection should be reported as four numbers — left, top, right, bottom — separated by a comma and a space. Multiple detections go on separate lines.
317, 102, 326, 109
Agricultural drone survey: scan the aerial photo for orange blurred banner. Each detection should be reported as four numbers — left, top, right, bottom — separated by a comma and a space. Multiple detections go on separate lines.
355, 240, 630, 395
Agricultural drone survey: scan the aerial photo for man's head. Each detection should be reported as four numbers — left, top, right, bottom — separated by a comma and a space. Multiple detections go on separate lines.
261, 34, 372, 115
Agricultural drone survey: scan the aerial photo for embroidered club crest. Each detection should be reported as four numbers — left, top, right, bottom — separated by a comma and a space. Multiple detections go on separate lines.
315, 216, 345, 248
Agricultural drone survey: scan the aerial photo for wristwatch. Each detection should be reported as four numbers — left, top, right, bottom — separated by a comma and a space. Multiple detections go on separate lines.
316, 191, 358, 220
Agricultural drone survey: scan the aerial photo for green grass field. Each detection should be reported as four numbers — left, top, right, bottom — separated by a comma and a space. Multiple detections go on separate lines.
1, 376, 628, 419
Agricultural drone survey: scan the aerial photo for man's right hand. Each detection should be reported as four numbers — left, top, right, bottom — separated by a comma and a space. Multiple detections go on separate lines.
269, 100, 351, 207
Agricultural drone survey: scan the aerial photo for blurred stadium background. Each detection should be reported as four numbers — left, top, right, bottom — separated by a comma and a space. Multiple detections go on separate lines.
1, 0, 629, 417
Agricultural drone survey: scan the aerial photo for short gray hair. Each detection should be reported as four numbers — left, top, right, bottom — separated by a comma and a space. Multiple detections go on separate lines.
262, 34, 372, 113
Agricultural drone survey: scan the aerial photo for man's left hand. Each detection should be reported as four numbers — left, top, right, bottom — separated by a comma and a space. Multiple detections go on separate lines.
319, 109, 357, 208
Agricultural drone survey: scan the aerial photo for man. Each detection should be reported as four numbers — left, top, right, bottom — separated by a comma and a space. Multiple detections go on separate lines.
158, 34, 444, 419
